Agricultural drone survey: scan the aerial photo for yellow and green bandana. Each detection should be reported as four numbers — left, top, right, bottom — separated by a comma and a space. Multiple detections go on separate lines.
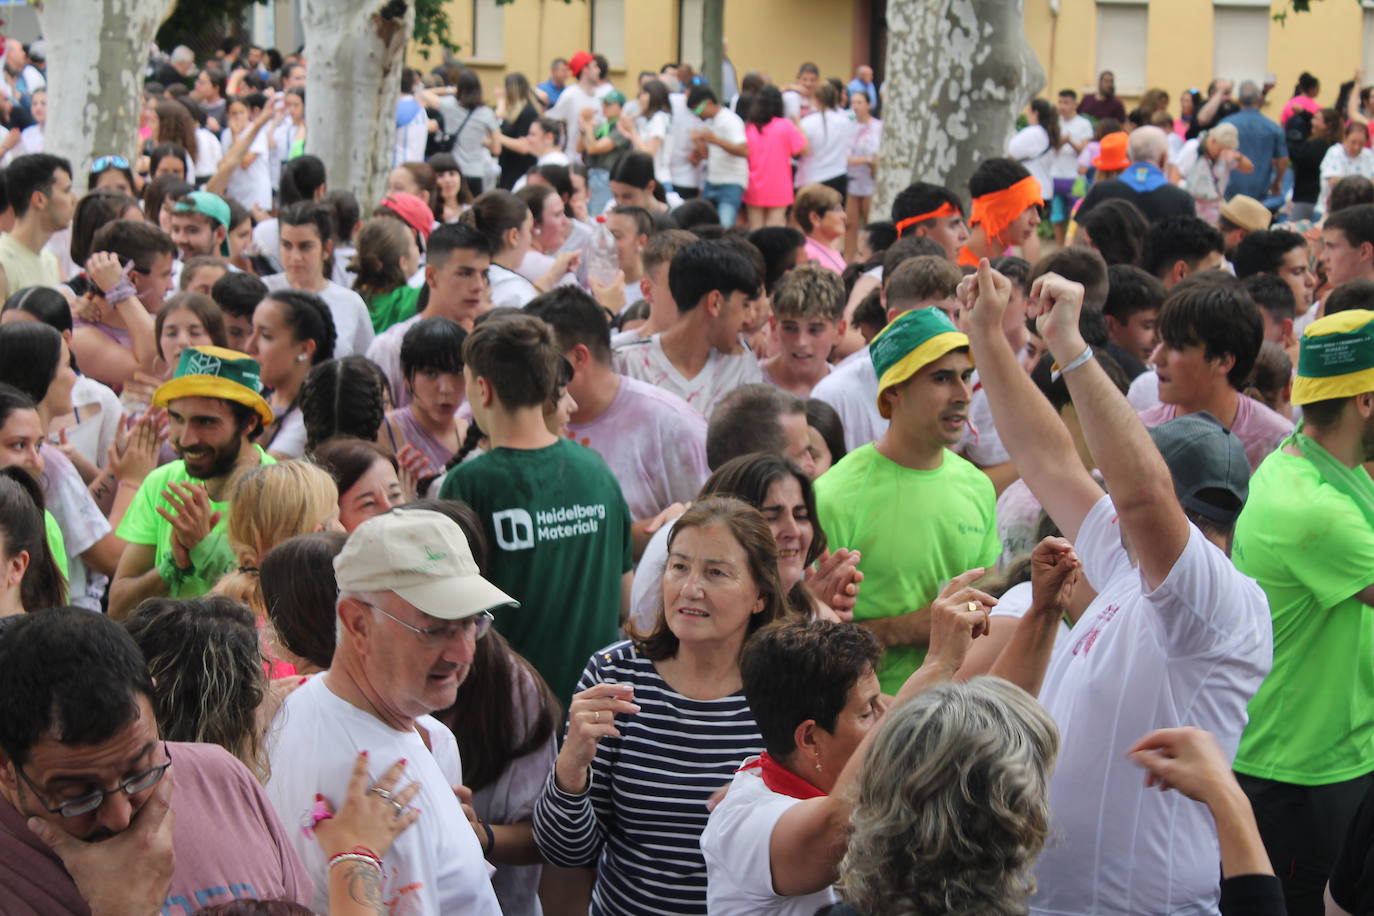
870, 307, 970, 418
1292, 309, 1374, 406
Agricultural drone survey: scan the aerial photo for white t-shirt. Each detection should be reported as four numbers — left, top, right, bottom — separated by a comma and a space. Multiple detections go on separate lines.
193, 127, 223, 180
809, 345, 886, 452
264, 675, 501, 915
17, 123, 41, 155
959, 380, 1010, 467
548, 83, 601, 159
252, 218, 279, 265
395, 94, 429, 166
700, 764, 840, 916
612, 333, 763, 418
668, 92, 704, 189
262, 274, 374, 358
1318, 144, 1374, 212
53, 375, 122, 472
222, 126, 272, 211
1009, 124, 1055, 200
795, 110, 857, 186
1126, 369, 1161, 412
366, 312, 423, 409
264, 406, 307, 458
1029, 494, 1272, 916
629, 504, 683, 632
488, 262, 539, 308
988, 581, 1071, 660
39, 444, 110, 612
1053, 115, 1094, 181
636, 110, 673, 186
703, 107, 749, 188
567, 375, 710, 521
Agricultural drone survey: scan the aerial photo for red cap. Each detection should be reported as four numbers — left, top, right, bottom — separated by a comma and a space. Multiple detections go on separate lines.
380, 192, 434, 243
569, 50, 594, 78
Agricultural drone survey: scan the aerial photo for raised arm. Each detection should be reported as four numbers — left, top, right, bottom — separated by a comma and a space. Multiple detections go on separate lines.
960, 261, 1102, 542
1026, 272, 1191, 589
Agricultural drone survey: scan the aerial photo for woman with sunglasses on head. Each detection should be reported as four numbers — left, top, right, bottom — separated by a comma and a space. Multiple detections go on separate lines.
89, 155, 138, 197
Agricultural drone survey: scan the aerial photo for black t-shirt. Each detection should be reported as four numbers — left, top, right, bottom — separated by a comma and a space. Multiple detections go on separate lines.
1078, 178, 1197, 224
1331, 780, 1374, 915
498, 102, 538, 190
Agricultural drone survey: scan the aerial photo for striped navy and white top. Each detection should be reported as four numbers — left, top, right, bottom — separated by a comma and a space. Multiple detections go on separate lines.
532, 640, 763, 915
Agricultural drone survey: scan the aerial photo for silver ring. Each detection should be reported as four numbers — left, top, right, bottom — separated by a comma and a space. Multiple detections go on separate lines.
368, 786, 393, 801
389, 799, 406, 816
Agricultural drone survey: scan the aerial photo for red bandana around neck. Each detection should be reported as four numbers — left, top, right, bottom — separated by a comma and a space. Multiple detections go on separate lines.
739, 751, 827, 800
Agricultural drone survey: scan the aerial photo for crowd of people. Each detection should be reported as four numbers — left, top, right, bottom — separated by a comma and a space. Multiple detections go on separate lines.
0, 29, 1373, 916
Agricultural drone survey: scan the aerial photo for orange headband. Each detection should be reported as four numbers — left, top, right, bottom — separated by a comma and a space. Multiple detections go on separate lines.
969, 176, 1042, 245
895, 202, 962, 238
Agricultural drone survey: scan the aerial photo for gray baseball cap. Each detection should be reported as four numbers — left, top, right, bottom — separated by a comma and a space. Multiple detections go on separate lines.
1148, 412, 1249, 525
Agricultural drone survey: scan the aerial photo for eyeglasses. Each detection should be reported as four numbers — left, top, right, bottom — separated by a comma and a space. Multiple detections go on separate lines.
365, 602, 494, 645
17, 743, 171, 818
91, 155, 131, 173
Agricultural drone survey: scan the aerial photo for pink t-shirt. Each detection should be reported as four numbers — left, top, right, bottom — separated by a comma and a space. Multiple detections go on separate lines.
804, 235, 846, 273
566, 374, 710, 521
744, 118, 807, 207
0, 741, 311, 915
1280, 94, 1320, 127
1138, 395, 1293, 472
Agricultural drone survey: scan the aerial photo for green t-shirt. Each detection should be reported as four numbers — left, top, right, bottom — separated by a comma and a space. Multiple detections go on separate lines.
43, 509, 68, 581
814, 444, 1000, 694
440, 439, 633, 703
116, 447, 276, 599
1233, 449, 1374, 785
367, 285, 421, 335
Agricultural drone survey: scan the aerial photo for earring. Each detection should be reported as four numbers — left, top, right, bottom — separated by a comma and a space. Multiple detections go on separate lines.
814, 754, 822, 774
296, 354, 307, 362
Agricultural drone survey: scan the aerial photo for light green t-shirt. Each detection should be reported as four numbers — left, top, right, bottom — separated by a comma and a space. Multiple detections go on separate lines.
814, 444, 999, 694
0, 233, 60, 297
115, 447, 276, 598
43, 509, 68, 581
1233, 449, 1374, 785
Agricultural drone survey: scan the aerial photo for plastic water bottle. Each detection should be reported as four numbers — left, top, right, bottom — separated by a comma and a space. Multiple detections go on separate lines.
587, 215, 620, 289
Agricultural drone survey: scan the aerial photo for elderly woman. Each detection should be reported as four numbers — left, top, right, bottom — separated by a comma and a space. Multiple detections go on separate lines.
533, 497, 791, 915
1170, 122, 1253, 225
701, 578, 994, 914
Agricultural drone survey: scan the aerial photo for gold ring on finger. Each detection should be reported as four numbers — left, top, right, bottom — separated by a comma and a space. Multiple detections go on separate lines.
593, 710, 600, 724
967, 601, 979, 613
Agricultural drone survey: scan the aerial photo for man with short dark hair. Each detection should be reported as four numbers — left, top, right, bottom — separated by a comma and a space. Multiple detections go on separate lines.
1080, 70, 1127, 123
1232, 309, 1374, 916
527, 285, 708, 553
441, 313, 632, 703
1321, 203, 1374, 294
1103, 263, 1167, 379
1051, 89, 1094, 245
211, 271, 268, 351
109, 347, 276, 617
1242, 273, 1297, 350
193, 65, 227, 128
1140, 281, 1292, 470
959, 158, 1042, 268
0, 608, 312, 913
815, 308, 999, 693
1233, 228, 1316, 319
614, 238, 763, 417
0, 152, 72, 295
1141, 215, 1226, 288
366, 222, 491, 406
267, 509, 507, 913
170, 190, 230, 262
688, 86, 748, 228
538, 57, 571, 107
890, 182, 968, 261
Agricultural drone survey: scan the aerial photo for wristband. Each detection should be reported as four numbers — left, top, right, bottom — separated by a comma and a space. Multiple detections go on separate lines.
480, 819, 495, 857
1050, 346, 1093, 382
327, 851, 383, 874
102, 277, 137, 306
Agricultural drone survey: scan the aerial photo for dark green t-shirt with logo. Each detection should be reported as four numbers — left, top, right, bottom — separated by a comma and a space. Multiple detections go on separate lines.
440, 439, 633, 703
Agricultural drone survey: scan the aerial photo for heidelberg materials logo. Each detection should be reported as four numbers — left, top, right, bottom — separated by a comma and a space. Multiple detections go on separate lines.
186, 351, 223, 377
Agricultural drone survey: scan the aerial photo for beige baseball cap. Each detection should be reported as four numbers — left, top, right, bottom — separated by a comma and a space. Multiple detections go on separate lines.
333, 508, 518, 620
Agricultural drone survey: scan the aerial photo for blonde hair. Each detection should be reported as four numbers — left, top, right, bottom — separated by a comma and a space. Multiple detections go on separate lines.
1207, 122, 1239, 151
215, 460, 339, 615
840, 677, 1059, 916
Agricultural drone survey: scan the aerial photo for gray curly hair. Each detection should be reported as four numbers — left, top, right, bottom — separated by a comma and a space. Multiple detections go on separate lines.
839, 677, 1059, 916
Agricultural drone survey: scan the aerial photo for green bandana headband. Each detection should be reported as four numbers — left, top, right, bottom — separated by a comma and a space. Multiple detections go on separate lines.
1293, 309, 1374, 405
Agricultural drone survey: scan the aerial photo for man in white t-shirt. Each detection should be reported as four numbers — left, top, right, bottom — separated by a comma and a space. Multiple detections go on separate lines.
548, 50, 604, 162
688, 86, 748, 228
1050, 90, 1093, 246
265, 508, 513, 915
366, 222, 490, 407
963, 262, 1271, 916
613, 238, 762, 417
527, 286, 709, 555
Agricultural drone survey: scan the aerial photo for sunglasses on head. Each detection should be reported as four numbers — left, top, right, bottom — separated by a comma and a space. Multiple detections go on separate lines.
91, 155, 131, 173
